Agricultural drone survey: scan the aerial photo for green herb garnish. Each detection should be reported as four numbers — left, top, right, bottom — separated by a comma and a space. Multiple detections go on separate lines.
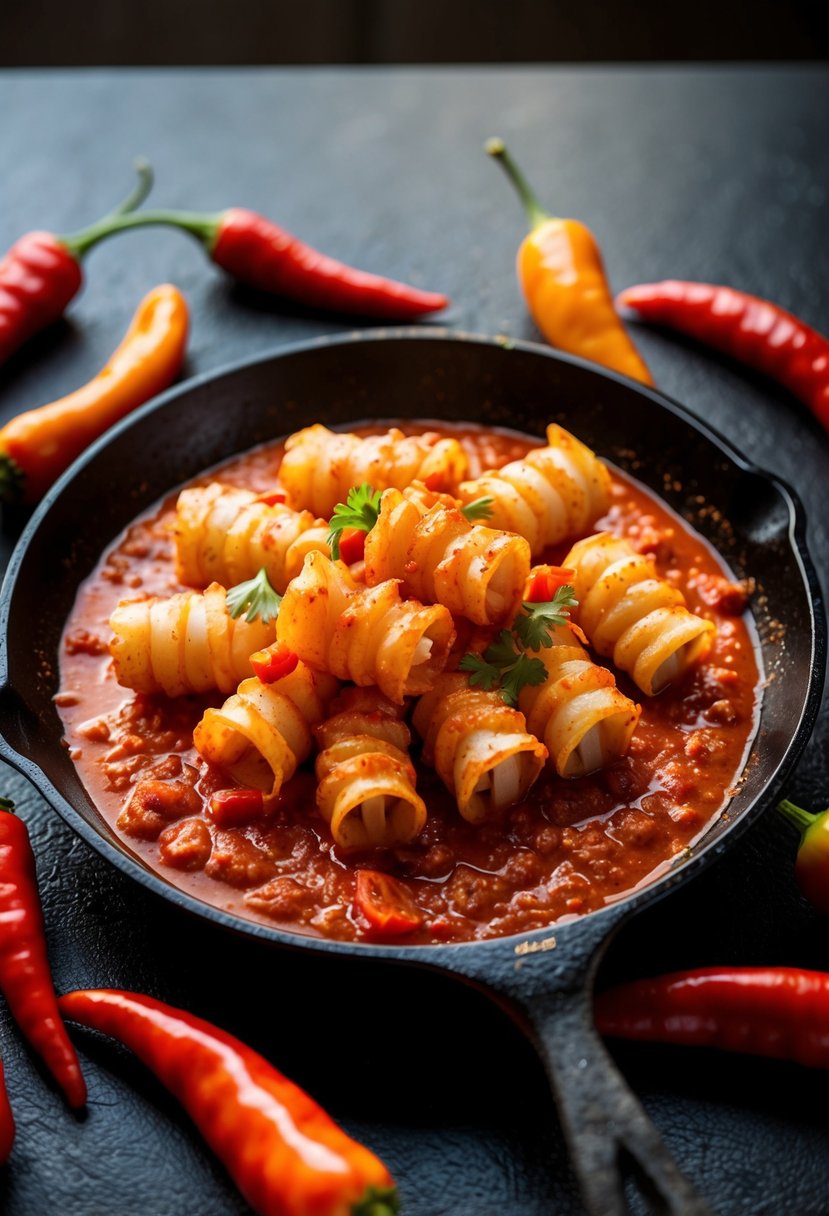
513, 584, 579, 651
225, 567, 282, 623
326, 483, 382, 559
460, 496, 494, 523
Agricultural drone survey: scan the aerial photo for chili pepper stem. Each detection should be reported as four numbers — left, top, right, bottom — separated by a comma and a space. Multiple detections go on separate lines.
57, 161, 158, 258
61, 207, 222, 260
485, 137, 551, 231
351, 1186, 400, 1216
777, 798, 818, 833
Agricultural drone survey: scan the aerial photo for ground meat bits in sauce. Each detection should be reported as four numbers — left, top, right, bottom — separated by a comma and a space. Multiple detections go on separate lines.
57, 423, 761, 945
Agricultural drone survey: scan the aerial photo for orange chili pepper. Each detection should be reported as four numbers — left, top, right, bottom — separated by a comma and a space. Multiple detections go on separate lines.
0, 283, 188, 504
59, 989, 398, 1216
486, 138, 653, 386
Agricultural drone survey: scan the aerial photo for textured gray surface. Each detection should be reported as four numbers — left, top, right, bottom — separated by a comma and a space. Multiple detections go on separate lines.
0, 66, 828, 1215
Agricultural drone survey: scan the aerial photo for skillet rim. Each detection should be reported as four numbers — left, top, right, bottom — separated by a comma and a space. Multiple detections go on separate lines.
0, 326, 824, 963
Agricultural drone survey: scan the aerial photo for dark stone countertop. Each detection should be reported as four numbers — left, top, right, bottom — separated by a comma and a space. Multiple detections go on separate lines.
0, 66, 828, 1215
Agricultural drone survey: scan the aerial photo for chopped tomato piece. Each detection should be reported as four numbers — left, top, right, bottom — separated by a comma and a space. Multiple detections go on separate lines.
337, 527, 366, 565
524, 565, 576, 602
255, 490, 287, 507
423, 471, 449, 492
209, 788, 265, 827
250, 642, 299, 684
354, 870, 424, 937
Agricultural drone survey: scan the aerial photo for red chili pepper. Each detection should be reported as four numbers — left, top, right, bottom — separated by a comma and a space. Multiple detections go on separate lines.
595, 966, 829, 1069
524, 565, 576, 603
777, 798, 829, 915
208, 788, 266, 828
250, 642, 300, 685
69, 205, 449, 321
617, 280, 829, 430
0, 1060, 14, 1164
59, 989, 398, 1216
0, 797, 86, 1108
0, 162, 154, 369
337, 527, 367, 567
354, 870, 424, 939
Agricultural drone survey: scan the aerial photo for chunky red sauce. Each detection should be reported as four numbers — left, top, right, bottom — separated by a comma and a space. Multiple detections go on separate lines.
57, 424, 761, 945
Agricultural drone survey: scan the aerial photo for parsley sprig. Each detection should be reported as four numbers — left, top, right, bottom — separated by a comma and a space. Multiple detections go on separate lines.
513, 584, 580, 650
226, 567, 282, 623
459, 582, 578, 706
327, 483, 382, 560
460, 496, 494, 523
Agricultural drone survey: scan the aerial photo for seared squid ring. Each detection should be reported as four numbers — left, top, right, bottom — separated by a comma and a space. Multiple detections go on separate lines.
109, 583, 275, 697
412, 673, 547, 824
315, 692, 426, 850
457, 423, 611, 555
174, 482, 330, 591
565, 533, 715, 695
278, 423, 468, 517
364, 485, 531, 626
519, 623, 640, 778
193, 664, 338, 799
277, 551, 455, 703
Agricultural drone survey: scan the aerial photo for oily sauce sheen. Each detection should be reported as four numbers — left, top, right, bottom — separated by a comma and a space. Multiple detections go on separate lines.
57, 423, 761, 945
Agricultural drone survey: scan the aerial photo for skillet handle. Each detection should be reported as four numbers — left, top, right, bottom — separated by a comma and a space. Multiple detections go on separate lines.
465, 915, 714, 1216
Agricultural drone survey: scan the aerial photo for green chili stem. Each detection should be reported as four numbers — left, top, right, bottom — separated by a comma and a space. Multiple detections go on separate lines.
61, 207, 222, 260
111, 159, 155, 217
485, 136, 551, 231
777, 798, 817, 834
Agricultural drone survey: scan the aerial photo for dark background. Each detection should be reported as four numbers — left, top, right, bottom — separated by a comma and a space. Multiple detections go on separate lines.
1, 0, 828, 66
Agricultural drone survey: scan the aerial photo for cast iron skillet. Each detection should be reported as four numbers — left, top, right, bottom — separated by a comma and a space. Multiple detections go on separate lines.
0, 331, 823, 1216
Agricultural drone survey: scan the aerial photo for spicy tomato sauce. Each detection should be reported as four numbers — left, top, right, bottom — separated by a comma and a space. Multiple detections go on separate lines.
57, 423, 761, 945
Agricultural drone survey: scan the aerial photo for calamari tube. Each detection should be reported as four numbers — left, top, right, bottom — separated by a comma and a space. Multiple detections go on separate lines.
412, 673, 547, 823
564, 532, 715, 695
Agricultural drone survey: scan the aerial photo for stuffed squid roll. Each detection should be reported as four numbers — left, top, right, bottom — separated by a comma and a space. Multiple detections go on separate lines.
277, 551, 454, 703
364, 484, 530, 626
174, 482, 329, 592
456, 423, 611, 555
193, 663, 338, 799
519, 622, 640, 778
412, 673, 547, 824
278, 424, 468, 517
565, 532, 715, 695
314, 689, 426, 851
109, 583, 275, 698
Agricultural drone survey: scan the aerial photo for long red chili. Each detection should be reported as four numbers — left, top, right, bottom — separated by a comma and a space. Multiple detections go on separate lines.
63, 205, 449, 320
0, 798, 86, 1108
617, 280, 829, 430
59, 989, 398, 1216
595, 966, 829, 1068
0, 163, 153, 369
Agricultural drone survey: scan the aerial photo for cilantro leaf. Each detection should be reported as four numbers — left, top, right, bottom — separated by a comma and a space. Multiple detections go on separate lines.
226, 567, 282, 624
500, 653, 547, 706
327, 483, 382, 560
483, 628, 521, 668
458, 651, 501, 691
513, 584, 579, 651
460, 496, 494, 523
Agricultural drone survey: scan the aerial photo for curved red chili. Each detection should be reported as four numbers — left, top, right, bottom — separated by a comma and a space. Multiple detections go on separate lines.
0, 798, 86, 1108
0, 1059, 14, 1164
59, 989, 398, 1216
617, 280, 829, 430
595, 965, 829, 1069
65, 205, 449, 320
0, 162, 154, 369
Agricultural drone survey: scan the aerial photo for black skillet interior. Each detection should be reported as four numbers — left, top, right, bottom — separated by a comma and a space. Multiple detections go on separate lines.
0, 329, 822, 1215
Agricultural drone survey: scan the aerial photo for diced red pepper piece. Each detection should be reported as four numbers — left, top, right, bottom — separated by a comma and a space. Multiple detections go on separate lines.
255, 490, 287, 507
354, 870, 424, 938
337, 527, 366, 565
250, 642, 299, 684
208, 788, 265, 828
524, 565, 576, 603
